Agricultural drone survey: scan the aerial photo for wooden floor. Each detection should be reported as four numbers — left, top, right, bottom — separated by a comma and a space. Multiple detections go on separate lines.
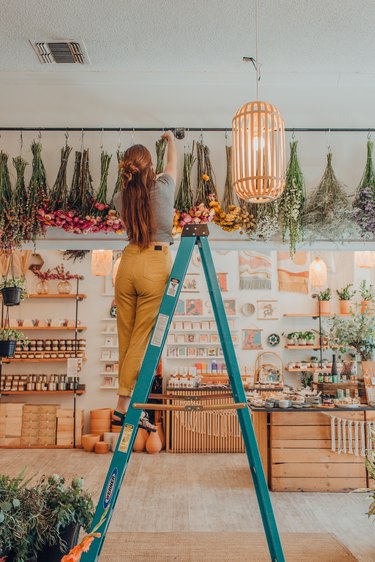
0, 450, 374, 561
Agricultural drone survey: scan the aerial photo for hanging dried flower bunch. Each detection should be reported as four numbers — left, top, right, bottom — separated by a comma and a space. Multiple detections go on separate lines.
353, 141, 375, 237
110, 149, 124, 208
155, 138, 167, 175
174, 142, 195, 213
92, 151, 112, 215
279, 141, 305, 256
67, 149, 94, 215
25, 141, 48, 242
12, 156, 28, 247
247, 200, 280, 240
209, 199, 256, 234
195, 141, 218, 206
221, 145, 240, 211
0, 152, 20, 249
49, 144, 72, 211
303, 151, 355, 241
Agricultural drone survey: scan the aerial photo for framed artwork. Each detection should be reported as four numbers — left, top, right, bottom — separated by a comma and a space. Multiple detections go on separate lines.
167, 334, 175, 344
175, 299, 186, 316
257, 300, 279, 320
167, 347, 178, 358
104, 336, 115, 347
210, 334, 219, 343
174, 321, 184, 330
207, 348, 217, 357
199, 334, 209, 343
110, 350, 119, 361
186, 299, 203, 316
112, 363, 119, 373
242, 329, 263, 350
198, 348, 207, 357
101, 350, 111, 361
187, 347, 197, 357
224, 299, 236, 316
178, 347, 187, 357
176, 334, 185, 344
216, 272, 228, 292
102, 375, 117, 388
104, 363, 114, 373
192, 321, 201, 330
182, 273, 200, 293
183, 321, 192, 330
186, 333, 196, 343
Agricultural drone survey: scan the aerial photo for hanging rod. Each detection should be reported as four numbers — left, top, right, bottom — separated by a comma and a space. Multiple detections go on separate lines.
0, 127, 374, 133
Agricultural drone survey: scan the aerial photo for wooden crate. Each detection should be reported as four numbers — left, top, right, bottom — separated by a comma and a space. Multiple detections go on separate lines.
270, 411, 367, 492
56, 409, 84, 447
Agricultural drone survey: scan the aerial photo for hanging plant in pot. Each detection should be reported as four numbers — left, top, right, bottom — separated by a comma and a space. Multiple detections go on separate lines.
0, 276, 27, 306
0, 328, 27, 358
336, 283, 356, 315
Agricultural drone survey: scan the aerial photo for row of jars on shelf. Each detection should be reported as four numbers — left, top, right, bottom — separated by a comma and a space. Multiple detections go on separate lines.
1, 374, 80, 392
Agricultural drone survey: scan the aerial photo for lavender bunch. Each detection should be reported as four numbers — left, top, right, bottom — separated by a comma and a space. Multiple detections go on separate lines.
353, 141, 375, 237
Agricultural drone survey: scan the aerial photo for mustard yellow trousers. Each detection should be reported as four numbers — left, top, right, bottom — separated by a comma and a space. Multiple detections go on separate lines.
115, 243, 172, 397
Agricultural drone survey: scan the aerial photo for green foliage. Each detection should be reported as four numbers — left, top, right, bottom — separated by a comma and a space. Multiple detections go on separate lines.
319, 288, 332, 301
0, 328, 27, 342
279, 141, 305, 256
174, 142, 195, 213
359, 280, 374, 301
336, 283, 356, 301
155, 138, 168, 175
300, 371, 313, 388
328, 309, 375, 360
0, 472, 94, 561
0, 276, 27, 300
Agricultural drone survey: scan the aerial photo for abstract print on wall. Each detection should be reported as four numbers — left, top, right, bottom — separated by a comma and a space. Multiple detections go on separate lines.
239, 251, 272, 290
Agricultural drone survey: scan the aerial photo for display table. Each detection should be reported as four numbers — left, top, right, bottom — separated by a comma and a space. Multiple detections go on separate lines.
250, 406, 375, 492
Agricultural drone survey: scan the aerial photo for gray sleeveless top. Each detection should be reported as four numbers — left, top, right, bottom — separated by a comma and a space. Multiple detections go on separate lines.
113, 173, 175, 244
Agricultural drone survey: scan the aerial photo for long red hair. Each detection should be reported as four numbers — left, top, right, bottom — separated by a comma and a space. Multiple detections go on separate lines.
119, 145, 156, 249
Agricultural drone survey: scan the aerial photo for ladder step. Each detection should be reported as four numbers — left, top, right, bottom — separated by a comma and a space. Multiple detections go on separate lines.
132, 402, 247, 412
150, 393, 235, 401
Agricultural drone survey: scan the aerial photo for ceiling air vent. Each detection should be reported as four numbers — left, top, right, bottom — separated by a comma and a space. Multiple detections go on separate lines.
31, 40, 89, 64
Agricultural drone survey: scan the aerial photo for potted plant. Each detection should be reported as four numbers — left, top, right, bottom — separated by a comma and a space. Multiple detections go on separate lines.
304, 331, 316, 346
0, 328, 27, 358
283, 332, 297, 345
0, 473, 94, 562
359, 280, 374, 314
0, 277, 27, 307
336, 283, 356, 315
297, 331, 307, 346
318, 288, 331, 315
35, 474, 94, 562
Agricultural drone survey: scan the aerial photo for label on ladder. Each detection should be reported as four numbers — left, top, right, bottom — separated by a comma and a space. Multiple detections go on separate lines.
118, 424, 134, 454
150, 313, 169, 347
166, 277, 180, 297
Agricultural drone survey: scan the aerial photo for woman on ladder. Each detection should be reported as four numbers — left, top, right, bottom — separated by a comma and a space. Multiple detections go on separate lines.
112, 131, 177, 431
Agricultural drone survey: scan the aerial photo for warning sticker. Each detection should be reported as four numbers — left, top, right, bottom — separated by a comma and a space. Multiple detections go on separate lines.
166, 277, 180, 298
150, 313, 169, 347
118, 424, 134, 454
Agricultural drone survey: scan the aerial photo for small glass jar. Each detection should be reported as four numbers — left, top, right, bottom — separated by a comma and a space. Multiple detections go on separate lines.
57, 280, 72, 294
36, 280, 49, 294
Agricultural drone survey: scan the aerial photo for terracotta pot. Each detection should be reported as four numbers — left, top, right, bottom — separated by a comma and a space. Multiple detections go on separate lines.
94, 441, 109, 454
90, 408, 111, 420
146, 430, 162, 454
155, 422, 165, 450
81, 433, 101, 452
319, 301, 331, 315
361, 300, 373, 314
133, 428, 148, 452
339, 300, 351, 314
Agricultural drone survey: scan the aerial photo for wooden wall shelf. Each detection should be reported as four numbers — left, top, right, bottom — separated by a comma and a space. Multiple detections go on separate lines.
0, 390, 85, 395
283, 313, 351, 318
27, 294, 87, 299
3, 357, 86, 363
284, 345, 319, 350
0, 445, 79, 449
9, 326, 87, 331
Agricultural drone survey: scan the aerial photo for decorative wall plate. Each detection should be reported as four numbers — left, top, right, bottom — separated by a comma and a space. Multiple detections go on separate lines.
267, 333, 280, 347
241, 303, 255, 317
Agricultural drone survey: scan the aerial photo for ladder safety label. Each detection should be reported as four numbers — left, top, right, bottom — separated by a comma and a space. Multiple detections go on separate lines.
103, 467, 118, 509
118, 424, 134, 454
150, 313, 169, 347
166, 277, 180, 297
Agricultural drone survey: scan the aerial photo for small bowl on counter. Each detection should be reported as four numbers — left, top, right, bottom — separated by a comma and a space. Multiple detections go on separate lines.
278, 399, 292, 409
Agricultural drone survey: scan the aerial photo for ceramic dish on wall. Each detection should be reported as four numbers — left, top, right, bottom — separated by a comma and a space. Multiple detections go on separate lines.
240, 303, 255, 317
267, 333, 280, 347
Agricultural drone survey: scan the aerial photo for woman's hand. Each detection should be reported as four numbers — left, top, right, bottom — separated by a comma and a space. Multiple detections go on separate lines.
162, 130, 175, 143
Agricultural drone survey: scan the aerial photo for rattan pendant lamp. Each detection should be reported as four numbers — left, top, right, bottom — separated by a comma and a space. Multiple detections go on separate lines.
232, 0, 286, 203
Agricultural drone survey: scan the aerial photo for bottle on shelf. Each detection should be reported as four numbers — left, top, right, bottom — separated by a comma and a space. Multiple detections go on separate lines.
331, 354, 339, 383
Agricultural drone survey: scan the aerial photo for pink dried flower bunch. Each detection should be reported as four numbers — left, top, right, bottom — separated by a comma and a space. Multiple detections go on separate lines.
38, 208, 123, 235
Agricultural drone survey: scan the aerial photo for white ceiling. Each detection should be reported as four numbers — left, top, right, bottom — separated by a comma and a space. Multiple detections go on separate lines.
1, 0, 375, 126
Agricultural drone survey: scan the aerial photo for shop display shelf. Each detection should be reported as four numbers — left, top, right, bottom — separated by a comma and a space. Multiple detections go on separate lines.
101, 331, 118, 335
27, 293, 87, 300
3, 357, 87, 363
99, 358, 118, 363
166, 356, 225, 360
9, 326, 87, 331
100, 345, 118, 349
0, 445, 80, 449
0, 390, 85, 395
99, 386, 118, 390
166, 343, 236, 347
284, 345, 322, 350
174, 315, 238, 320
283, 313, 351, 318
286, 367, 331, 373
102, 318, 117, 321
100, 372, 118, 375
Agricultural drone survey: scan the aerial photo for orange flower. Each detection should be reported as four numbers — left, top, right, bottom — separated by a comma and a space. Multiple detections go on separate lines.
61, 533, 101, 562
201, 174, 210, 181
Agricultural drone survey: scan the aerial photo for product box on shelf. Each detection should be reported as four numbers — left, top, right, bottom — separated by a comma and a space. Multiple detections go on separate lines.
56, 408, 84, 447
0, 403, 25, 446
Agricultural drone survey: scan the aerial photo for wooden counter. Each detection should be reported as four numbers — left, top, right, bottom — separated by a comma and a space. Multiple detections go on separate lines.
251, 407, 374, 492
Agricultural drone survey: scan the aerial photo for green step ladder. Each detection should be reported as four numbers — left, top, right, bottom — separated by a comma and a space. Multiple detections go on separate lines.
82, 224, 285, 562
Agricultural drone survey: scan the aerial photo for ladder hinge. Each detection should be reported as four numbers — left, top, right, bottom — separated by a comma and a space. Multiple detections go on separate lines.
184, 404, 204, 411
